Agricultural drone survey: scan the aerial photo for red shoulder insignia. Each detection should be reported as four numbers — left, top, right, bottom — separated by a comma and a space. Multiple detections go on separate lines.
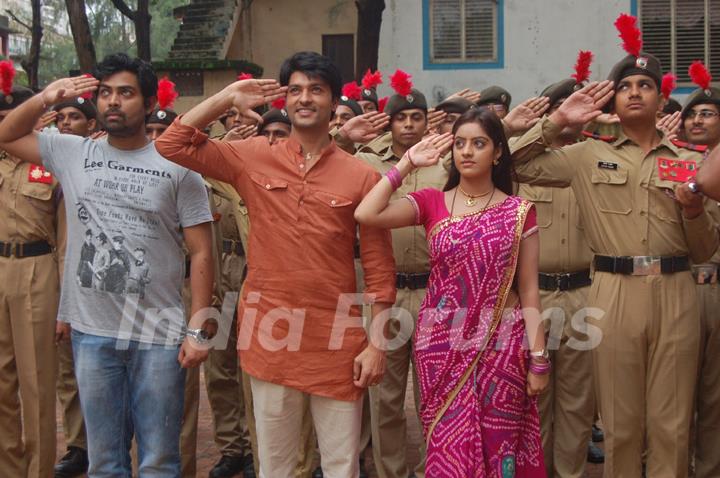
670, 138, 708, 153
582, 130, 616, 143
28, 165, 53, 184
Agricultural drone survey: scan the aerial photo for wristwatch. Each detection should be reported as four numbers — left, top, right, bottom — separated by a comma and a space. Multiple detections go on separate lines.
184, 327, 210, 345
530, 349, 549, 360
688, 181, 701, 195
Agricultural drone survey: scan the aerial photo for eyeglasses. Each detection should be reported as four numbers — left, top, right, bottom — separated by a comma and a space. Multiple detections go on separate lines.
686, 110, 720, 120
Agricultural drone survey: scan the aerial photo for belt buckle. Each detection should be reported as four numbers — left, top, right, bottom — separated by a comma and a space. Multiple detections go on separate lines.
556, 273, 570, 291
633, 256, 661, 276
694, 265, 718, 285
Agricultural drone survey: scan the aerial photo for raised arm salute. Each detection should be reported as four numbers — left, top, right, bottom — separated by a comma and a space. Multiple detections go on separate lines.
157, 52, 397, 478
510, 14, 719, 477
0, 75, 98, 164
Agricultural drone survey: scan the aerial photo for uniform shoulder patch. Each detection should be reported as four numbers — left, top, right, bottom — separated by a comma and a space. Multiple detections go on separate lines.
670, 138, 709, 153
581, 130, 616, 143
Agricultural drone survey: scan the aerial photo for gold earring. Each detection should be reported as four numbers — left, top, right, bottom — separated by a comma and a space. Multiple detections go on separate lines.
493, 159, 500, 166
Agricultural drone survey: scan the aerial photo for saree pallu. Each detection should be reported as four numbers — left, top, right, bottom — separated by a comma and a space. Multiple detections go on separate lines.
412, 195, 545, 478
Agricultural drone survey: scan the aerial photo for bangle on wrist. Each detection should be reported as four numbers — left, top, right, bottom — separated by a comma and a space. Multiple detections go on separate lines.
385, 166, 403, 191
529, 361, 552, 375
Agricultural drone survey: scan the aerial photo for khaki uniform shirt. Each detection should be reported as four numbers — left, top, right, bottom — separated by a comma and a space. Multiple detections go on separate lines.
356, 139, 448, 274
0, 152, 64, 254
517, 183, 593, 273
207, 177, 251, 253
510, 118, 719, 263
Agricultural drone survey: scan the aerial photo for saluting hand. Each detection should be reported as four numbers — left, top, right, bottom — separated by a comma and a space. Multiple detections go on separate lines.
41, 75, 99, 107
657, 111, 681, 141
225, 78, 288, 125
339, 111, 390, 144
35, 111, 58, 131
404, 133, 454, 168
550, 80, 615, 128
425, 108, 448, 135
503, 96, 550, 135
447, 88, 482, 104
223, 124, 258, 142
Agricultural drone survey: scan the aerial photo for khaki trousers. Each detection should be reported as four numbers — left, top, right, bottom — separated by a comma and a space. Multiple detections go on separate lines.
369, 287, 426, 478
56, 339, 87, 450
693, 282, 720, 478
0, 254, 59, 477
538, 286, 595, 478
180, 279, 199, 478
589, 271, 699, 478
251, 377, 363, 478
204, 252, 256, 461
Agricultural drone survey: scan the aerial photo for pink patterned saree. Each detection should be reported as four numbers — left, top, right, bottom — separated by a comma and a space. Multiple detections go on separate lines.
406, 189, 545, 478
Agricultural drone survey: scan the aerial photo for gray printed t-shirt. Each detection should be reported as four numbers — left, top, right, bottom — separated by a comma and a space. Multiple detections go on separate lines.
39, 133, 212, 344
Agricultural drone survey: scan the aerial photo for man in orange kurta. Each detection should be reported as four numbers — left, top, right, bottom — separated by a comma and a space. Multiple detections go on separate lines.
157, 52, 396, 478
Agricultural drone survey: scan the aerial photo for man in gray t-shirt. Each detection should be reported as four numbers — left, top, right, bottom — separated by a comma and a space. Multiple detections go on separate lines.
38, 132, 212, 344
0, 53, 214, 476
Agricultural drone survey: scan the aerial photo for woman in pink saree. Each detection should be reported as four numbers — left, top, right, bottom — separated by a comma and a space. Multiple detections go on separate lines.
355, 108, 548, 477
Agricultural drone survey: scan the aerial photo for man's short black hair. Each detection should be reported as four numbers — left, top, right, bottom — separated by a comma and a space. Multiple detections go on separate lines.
93, 53, 158, 101
279, 52, 342, 100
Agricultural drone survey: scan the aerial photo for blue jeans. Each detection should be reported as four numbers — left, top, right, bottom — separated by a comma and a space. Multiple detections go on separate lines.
72, 330, 185, 477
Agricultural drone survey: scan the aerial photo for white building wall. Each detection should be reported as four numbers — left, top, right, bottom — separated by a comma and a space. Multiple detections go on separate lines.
376, 0, 667, 106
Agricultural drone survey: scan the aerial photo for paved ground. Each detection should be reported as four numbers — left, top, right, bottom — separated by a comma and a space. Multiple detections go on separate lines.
56, 371, 603, 477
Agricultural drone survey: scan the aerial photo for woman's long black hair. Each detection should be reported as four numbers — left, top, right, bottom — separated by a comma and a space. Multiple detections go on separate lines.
443, 107, 515, 196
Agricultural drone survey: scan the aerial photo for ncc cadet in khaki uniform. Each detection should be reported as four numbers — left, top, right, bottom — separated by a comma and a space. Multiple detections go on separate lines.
353, 80, 457, 478
476, 85, 512, 119
679, 75, 720, 478
517, 78, 598, 478
510, 42, 719, 476
52, 96, 97, 478
435, 96, 476, 135
145, 101, 203, 478
0, 83, 64, 477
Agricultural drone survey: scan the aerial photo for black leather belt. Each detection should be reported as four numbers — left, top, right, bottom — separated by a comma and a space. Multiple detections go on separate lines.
0, 240, 52, 258
594, 255, 690, 275
396, 272, 430, 290
538, 270, 591, 291
222, 239, 244, 256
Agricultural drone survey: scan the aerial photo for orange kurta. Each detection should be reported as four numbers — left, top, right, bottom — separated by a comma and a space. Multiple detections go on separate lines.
157, 120, 396, 401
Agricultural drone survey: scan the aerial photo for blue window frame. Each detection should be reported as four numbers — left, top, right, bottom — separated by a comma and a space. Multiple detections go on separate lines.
422, 0, 505, 70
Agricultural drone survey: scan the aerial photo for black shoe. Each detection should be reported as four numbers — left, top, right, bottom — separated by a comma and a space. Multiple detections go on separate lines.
312, 466, 323, 478
209, 454, 244, 478
592, 424, 605, 443
242, 454, 256, 478
587, 442, 605, 464
54, 446, 89, 478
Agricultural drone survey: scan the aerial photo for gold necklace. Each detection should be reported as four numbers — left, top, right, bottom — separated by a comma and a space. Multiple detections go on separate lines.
458, 185, 493, 207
